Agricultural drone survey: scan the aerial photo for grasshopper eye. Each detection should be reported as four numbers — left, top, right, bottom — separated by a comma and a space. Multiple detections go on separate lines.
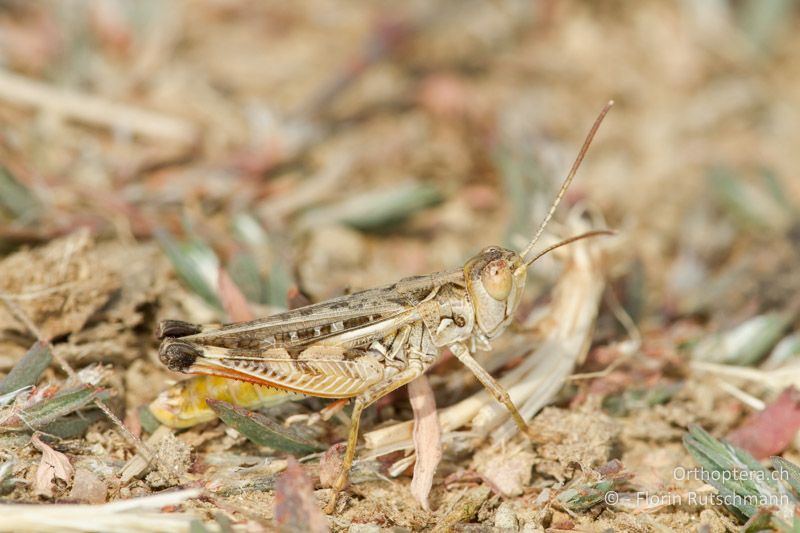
481, 259, 512, 301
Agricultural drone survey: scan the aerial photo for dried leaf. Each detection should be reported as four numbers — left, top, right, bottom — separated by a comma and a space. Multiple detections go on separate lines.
207, 399, 324, 454
319, 442, 345, 489
408, 375, 441, 511
727, 386, 800, 459
32, 433, 73, 497
274, 457, 329, 533
0, 488, 202, 531
217, 267, 255, 322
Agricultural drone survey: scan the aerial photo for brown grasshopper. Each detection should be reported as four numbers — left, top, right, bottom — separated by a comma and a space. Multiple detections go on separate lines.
157, 101, 614, 513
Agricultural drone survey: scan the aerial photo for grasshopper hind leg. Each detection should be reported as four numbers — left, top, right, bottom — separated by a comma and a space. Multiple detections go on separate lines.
324, 364, 424, 514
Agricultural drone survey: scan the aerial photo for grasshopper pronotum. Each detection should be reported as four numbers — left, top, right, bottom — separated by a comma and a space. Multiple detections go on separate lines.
157, 101, 614, 513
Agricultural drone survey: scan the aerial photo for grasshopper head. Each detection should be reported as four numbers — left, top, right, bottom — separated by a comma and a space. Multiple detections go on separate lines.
464, 102, 617, 341
464, 246, 526, 338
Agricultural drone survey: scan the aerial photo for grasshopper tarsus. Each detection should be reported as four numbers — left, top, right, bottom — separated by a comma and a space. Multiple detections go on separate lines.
158, 319, 203, 339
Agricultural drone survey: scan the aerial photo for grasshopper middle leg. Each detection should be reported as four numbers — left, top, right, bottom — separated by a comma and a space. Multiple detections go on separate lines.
324, 364, 424, 514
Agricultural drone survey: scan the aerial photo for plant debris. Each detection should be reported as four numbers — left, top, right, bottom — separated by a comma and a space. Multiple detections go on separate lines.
727, 387, 800, 460
274, 457, 330, 533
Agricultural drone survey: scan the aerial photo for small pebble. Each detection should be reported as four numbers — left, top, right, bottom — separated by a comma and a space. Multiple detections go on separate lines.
494, 502, 518, 531
68, 468, 106, 504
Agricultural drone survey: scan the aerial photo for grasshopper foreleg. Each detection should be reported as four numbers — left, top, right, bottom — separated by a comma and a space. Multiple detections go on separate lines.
449, 341, 529, 434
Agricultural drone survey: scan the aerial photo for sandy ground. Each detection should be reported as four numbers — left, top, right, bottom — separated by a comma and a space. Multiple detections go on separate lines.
1, 1, 800, 531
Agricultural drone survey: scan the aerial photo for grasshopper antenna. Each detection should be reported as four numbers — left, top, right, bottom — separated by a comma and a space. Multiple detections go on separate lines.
524, 229, 615, 267
520, 100, 614, 263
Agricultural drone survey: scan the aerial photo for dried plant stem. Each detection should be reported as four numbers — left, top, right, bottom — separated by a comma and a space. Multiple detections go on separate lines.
0, 71, 197, 144
691, 360, 800, 393
0, 488, 203, 533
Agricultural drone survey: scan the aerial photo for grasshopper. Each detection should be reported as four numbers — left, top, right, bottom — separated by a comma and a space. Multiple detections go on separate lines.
157, 101, 614, 513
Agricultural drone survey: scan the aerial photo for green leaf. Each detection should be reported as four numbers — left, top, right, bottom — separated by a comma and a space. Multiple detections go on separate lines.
0, 165, 41, 222
602, 383, 682, 417
738, 0, 796, 52
297, 182, 442, 232
0, 341, 52, 396
189, 520, 213, 533
772, 456, 800, 496
38, 409, 105, 438
743, 508, 780, 533
683, 425, 794, 522
493, 143, 542, 252
692, 312, 793, 366
0, 460, 17, 495
138, 404, 162, 434
557, 479, 615, 512
232, 213, 269, 249
156, 229, 222, 309
266, 259, 291, 309
228, 251, 269, 305
2, 385, 101, 431
207, 399, 324, 454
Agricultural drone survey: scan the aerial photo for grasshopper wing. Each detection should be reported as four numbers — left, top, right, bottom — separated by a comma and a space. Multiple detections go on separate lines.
158, 269, 464, 351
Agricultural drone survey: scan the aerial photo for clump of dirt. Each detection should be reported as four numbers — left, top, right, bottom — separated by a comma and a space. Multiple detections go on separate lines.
0, 231, 176, 369
0, 231, 120, 342
528, 401, 621, 482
